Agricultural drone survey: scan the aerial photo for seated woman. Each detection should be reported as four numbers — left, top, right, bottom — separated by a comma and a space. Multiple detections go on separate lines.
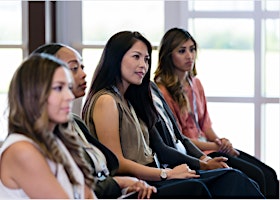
82, 30, 265, 198
0, 54, 95, 199
32, 43, 157, 199
153, 27, 279, 199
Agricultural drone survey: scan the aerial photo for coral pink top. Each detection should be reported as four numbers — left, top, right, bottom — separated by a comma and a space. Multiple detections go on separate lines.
157, 77, 213, 154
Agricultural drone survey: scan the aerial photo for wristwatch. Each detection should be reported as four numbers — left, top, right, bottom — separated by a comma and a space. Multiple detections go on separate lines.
160, 169, 168, 180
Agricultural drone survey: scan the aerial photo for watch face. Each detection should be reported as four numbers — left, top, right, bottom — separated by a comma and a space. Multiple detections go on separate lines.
160, 169, 167, 179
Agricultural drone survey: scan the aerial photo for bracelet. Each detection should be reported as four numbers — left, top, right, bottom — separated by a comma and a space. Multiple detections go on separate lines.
121, 187, 129, 195
201, 156, 212, 162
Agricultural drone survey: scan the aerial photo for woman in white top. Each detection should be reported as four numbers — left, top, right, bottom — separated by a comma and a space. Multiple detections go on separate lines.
0, 53, 96, 199
32, 43, 158, 199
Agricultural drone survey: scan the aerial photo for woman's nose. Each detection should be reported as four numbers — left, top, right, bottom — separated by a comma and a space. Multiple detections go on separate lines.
79, 65, 87, 78
185, 50, 192, 58
140, 58, 148, 70
66, 88, 75, 101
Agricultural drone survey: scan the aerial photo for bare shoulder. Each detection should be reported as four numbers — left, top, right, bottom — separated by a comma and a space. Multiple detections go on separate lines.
1, 140, 70, 198
93, 94, 119, 123
2, 141, 43, 166
1, 141, 47, 188
95, 94, 118, 109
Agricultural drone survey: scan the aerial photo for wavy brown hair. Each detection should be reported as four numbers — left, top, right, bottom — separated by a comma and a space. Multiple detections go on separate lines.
154, 27, 198, 110
8, 53, 94, 188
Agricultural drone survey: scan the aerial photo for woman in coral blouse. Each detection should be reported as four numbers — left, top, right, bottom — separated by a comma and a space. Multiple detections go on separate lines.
154, 27, 279, 199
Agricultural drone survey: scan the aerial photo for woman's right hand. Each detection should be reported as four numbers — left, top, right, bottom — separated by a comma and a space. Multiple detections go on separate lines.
113, 176, 157, 199
167, 164, 200, 179
203, 157, 229, 169
126, 180, 157, 199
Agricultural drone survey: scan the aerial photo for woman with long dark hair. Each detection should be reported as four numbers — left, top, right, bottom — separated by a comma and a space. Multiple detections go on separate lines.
82, 30, 264, 198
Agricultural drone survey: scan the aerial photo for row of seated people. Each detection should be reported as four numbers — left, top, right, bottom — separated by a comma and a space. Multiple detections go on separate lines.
0, 28, 278, 198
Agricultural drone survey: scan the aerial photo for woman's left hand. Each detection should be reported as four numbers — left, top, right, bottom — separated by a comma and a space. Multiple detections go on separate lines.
228, 148, 240, 157
216, 138, 232, 153
216, 138, 240, 156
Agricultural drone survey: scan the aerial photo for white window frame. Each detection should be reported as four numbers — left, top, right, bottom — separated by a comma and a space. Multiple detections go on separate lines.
0, 1, 28, 145
0, 1, 28, 57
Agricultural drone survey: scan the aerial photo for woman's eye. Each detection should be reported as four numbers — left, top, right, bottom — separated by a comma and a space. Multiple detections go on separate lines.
190, 47, 196, 52
53, 86, 63, 92
69, 66, 79, 72
178, 49, 186, 54
145, 56, 150, 63
133, 54, 140, 59
68, 84, 73, 91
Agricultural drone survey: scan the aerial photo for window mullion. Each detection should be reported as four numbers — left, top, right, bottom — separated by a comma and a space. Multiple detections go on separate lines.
22, 1, 28, 57
253, 0, 263, 160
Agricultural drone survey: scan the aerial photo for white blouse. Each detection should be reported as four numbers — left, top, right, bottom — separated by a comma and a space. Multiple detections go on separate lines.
0, 133, 85, 199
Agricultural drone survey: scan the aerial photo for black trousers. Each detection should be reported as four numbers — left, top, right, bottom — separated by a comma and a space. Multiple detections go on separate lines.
209, 149, 279, 199
136, 168, 265, 199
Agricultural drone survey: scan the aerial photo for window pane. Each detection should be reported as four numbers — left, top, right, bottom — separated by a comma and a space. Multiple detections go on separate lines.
0, 49, 22, 140
189, 19, 254, 97
189, 19, 254, 50
82, 48, 103, 99
151, 49, 159, 80
264, 19, 280, 97
207, 102, 255, 155
0, 1, 22, 44
188, 0, 253, 11
263, 0, 280, 11
263, 103, 280, 177
0, 49, 22, 92
0, 93, 8, 140
82, 1, 164, 44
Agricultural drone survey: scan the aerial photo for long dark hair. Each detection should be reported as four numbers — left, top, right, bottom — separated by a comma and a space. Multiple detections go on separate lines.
82, 31, 158, 129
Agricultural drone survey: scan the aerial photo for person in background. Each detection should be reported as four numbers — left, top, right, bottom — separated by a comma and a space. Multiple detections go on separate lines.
154, 27, 279, 199
32, 43, 157, 199
82, 30, 265, 198
0, 53, 96, 199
